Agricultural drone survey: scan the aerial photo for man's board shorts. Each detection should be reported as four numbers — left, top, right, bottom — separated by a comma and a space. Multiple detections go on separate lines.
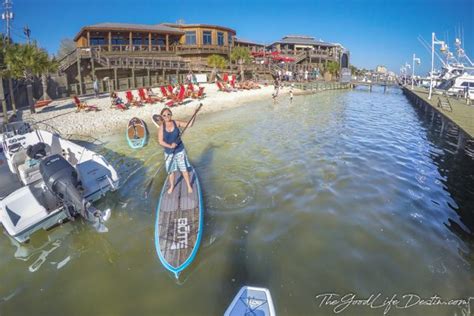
164, 149, 191, 174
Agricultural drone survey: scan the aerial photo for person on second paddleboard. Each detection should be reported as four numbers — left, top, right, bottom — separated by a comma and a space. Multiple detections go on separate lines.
158, 108, 196, 194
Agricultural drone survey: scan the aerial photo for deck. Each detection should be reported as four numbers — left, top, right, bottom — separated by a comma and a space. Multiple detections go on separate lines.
403, 87, 474, 138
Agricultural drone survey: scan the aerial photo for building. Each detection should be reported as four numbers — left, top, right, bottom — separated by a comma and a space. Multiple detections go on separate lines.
234, 37, 266, 53
267, 35, 349, 72
60, 23, 349, 95
376, 65, 388, 74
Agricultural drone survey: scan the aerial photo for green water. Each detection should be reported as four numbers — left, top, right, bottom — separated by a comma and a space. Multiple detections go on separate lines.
1, 87, 473, 316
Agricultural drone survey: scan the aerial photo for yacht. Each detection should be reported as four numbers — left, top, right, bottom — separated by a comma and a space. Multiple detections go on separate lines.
0, 121, 119, 242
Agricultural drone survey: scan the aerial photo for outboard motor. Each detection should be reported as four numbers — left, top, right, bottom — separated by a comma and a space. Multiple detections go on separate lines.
39, 154, 99, 221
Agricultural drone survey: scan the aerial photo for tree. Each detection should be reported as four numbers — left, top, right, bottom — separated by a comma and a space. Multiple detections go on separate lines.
230, 47, 251, 81
325, 61, 340, 79
5, 43, 58, 113
207, 54, 227, 81
57, 38, 76, 60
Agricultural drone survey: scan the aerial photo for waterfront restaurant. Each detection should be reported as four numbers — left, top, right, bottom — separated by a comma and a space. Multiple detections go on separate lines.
73, 23, 185, 53
268, 35, 340, 61
73, 22, 237, 61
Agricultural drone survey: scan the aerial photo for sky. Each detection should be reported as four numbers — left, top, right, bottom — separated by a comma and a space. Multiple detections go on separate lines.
7, 0, 474, 74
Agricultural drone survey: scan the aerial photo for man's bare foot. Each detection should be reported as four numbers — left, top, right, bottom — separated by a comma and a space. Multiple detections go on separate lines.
167, 186, 174, 194
187, 186, 193, 194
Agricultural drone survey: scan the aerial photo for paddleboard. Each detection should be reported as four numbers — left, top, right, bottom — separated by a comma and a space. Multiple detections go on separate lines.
224, 286, 276, 316
152, 114, 162, 128
126, 117, 147, 149
154, 166, 203, 278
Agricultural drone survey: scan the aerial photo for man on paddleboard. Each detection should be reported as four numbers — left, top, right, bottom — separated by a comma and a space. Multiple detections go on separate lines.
157, 108, 197, 194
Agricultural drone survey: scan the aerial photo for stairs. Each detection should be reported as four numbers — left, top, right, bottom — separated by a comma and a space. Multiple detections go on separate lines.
58, 49, 79, 72
293, 51, 307, 64
437, 96, 453, 112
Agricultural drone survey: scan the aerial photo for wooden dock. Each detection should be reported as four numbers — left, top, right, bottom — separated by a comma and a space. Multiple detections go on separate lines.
292, 81, 351, 94
403, 87, 474, 138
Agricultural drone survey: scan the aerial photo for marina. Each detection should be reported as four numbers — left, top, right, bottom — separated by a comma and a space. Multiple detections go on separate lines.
0, 1, 473, 315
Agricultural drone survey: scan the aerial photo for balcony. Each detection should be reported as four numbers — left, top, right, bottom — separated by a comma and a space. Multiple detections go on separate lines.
81, 44, 178, 56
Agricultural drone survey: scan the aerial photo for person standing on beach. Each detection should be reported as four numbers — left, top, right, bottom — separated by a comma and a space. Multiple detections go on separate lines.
93, 78, 99, 98
157, 108, 197, 194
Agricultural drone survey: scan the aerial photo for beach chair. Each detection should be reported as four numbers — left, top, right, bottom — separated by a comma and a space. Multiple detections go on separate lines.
167, 85, 174, 94
138, 88, 156, 104
193, 87, 205, 99
160, 86, 171, 99
145, 88, 164, 103
222, 81, 236, 92
216, 81, 230, 92
186, 83, 195, 97
165, 85, 186, 107
73, 96, 99, 112
125, 91, 143, 107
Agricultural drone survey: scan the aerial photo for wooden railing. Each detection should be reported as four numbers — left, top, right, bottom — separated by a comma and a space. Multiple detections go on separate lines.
176, 45, 230, 55
91, 44, 176, 53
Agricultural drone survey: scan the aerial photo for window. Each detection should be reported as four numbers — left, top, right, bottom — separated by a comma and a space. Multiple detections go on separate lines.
132, 37, 144, 45
228, 32, 233, 46
90, 37, 105, 46
185, 31, 196, 45
111, 36, 127, 45
217, 32, 224, 46
152, 35, 166, 46
203, 31, 212, 45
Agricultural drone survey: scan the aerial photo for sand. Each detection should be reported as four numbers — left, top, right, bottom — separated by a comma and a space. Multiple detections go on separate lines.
20, 83, 289, 138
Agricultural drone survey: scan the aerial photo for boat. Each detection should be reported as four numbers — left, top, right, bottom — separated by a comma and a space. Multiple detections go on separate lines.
224, 286, 276, 316
0, 121, 119, 242
436, 72, 474, 99
152, 114, 162, 128
126, 117, 148, 148
154, 166, 203, 278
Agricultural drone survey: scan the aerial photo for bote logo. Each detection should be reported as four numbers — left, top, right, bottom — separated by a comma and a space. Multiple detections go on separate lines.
171, 218, 190, 250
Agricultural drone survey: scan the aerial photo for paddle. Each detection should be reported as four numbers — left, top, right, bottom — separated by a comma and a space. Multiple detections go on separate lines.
143, 103, 203, 199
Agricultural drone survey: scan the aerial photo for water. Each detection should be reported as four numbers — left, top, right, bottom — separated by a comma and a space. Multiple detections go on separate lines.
1, 87, 473, 316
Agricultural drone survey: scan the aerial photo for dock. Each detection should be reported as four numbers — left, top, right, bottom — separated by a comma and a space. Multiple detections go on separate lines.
402, 87, 474, 138
292, 82, 351, 95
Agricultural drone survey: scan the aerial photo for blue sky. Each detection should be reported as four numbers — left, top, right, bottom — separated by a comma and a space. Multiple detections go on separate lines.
9, 0, 474, 74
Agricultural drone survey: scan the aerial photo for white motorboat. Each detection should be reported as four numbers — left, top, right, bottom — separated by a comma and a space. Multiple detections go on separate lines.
0, 121, 119, 242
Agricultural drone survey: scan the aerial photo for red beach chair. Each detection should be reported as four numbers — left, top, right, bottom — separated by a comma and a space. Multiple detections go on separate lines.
138, 88, 154, 104
160, 86, 171, 99
193, 87, 205, 99
165, 85, 186, 107
125, 91, 143, 107
216, 81, 230, 92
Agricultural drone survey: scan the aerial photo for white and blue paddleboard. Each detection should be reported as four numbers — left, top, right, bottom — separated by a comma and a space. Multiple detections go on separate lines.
224, 286, 276, 316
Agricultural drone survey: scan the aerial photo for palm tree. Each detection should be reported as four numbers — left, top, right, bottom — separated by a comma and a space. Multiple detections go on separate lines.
5, 43, 57, 113
230, 47, 251, 81
325, 61, 340, 80
207, 54, 227, 81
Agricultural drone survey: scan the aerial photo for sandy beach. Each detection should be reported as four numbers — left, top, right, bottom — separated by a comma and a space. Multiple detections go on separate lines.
20, 83, 287, 137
